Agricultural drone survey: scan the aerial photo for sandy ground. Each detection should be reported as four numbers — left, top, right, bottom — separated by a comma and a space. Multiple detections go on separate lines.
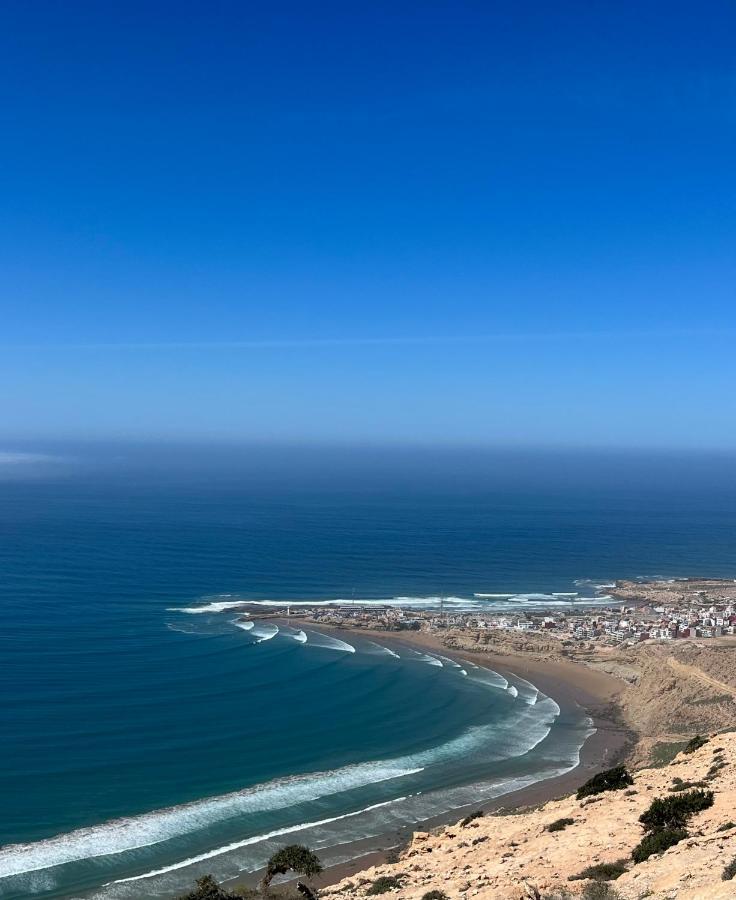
320, 729, 736, 899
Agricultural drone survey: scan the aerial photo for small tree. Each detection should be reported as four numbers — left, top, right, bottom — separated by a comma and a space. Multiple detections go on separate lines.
177, 874, 241, 900
683, 734, 708, 754
547, 817, 575, 832
367, 876, 404, 895
576, 765, 633, 800
570, 860, 628, 882
723, 857, 736, 880
632, 827, 687, 863
638, 789, 713, 831
260, 845, 322, 894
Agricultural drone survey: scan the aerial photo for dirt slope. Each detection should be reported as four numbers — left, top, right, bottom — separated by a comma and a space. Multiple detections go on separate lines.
321, 731, 736, 899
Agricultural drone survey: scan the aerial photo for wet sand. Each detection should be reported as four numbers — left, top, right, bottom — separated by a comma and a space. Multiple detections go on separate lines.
323, 624, 632, 805
230, 616, 632, 895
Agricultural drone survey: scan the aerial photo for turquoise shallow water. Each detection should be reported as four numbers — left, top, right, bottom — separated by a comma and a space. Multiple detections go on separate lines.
2, 446, 736, 898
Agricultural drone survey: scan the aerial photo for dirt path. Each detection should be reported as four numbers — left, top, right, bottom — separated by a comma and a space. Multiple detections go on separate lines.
666, 655, 736, 700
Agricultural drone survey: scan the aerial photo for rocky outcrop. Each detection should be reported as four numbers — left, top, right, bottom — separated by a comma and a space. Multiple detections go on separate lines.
321, 731, 736, 899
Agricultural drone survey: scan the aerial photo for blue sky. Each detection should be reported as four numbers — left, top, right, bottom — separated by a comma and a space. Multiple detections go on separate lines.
1, 1, 735, 447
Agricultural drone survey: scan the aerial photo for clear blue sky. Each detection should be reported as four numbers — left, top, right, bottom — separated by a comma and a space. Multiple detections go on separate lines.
1, 1, 734, 447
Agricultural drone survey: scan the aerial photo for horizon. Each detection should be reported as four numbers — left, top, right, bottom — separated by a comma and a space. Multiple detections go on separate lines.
2, 1, 735, 447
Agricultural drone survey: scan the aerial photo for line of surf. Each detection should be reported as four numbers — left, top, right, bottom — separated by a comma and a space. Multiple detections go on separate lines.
0, 673, 555, 880
0, 764, 421, 879
170, 601, 250, 614
251, 624, 279, 643
109, 798, 406, 884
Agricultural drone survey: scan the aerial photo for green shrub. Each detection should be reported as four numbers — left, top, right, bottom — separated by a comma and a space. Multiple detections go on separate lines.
717, 821, 736, 832
650, 740, 688, 767
683, 734, 709, 754
460, 809, 484, 826
576, 765, 633, 800
547, 817, 575, 832
177, 875, 242, 900
723, 857, 736, 880
668, 779, 707, 792
367, 875, 404, 895
421, 892, 449, 900
259, 845, 322, 894
581, 885, 622, 900
632, 827, 688, 863
570, 860, 627, 882
639, 789, 714, 831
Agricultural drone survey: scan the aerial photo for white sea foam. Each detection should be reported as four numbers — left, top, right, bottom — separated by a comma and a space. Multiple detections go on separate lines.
363, 641, 400, 658
277, 625, 308, 643
303, 631, 355, 653
232, 620, 254, 631
3, 694, 559, 883
506, 685, 518, 698
173, 591, 615, 616
0, 656, 562, 887
402, 649, 443, 667
171, 601, 250, 614
507, 675, 539, 705
250, 624, 279, 643
466, 668, 508, 691
0, 764, 421, 879
437, 655, 461, 667
109, 798, 405, 884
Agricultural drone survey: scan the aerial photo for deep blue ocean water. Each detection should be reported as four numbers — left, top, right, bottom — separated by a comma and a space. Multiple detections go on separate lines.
2, 445, 736, 899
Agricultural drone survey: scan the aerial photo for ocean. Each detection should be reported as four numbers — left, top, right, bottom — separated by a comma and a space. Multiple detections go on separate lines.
2, 444, 736, 899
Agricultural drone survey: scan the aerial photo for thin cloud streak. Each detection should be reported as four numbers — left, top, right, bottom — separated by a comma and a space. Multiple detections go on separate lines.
3, 328, 731, 351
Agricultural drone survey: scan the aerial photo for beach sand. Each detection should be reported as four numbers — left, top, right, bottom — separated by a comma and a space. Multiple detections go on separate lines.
231, 618, 631, 895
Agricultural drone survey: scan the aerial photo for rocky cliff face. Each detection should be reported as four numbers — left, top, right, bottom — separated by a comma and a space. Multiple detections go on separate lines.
322, 731, 736, 899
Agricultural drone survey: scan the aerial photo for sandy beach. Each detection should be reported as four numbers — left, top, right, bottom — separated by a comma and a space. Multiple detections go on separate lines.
233, 617, 631, 895
324, 624, 631, 805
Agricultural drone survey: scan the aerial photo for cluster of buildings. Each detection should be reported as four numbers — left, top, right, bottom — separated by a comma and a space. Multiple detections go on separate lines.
566, 604, 736, 644
299, 598, 736, 646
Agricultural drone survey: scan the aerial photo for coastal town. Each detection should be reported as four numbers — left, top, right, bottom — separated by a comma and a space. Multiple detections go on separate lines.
276, 579, 736, 648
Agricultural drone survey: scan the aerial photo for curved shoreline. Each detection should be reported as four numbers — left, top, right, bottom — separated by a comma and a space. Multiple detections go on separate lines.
233, 619, 632, 895
330, 624, 632, 805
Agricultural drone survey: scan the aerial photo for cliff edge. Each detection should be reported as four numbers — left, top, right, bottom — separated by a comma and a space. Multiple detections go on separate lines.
321, 731, 736, 899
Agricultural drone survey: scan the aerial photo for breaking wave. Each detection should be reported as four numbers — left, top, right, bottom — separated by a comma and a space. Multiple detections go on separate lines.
0, 650, 560, 884
302, 631, 355, 653
250, 624, 279, 643
402, 649, 443, 667
279, 626, 308, 642
0, 765, 422, 880
109, 797, 407, 884
170, 600, 250, 615
363, 641, 400, 658
175, 587, 615, 614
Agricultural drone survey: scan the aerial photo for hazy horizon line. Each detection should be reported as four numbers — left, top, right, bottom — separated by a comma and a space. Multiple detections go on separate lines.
3, 327, 732, 352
